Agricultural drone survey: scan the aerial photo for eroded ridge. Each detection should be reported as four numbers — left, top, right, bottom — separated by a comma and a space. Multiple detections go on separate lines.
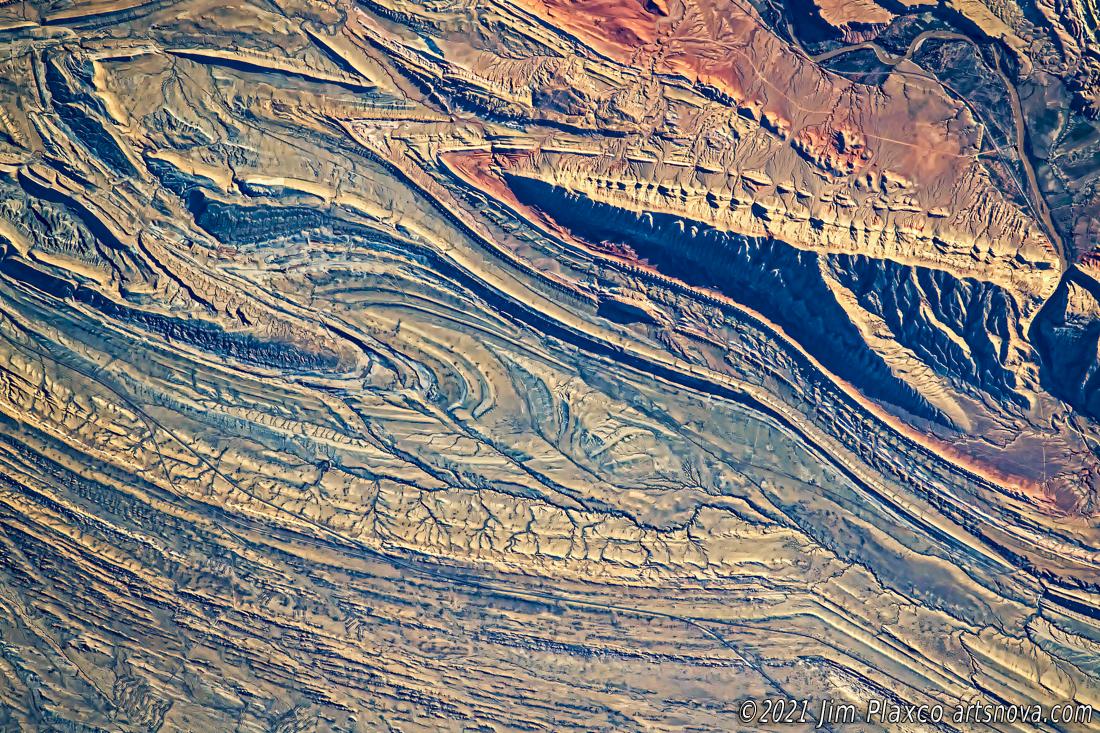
0, 0, 1098, 730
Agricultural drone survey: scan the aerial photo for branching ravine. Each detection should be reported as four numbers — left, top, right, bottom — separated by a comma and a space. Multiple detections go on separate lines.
0, 0, 1098, 731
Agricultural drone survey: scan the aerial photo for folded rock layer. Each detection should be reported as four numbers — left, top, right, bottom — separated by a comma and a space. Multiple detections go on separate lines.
0, 0, 1098, 730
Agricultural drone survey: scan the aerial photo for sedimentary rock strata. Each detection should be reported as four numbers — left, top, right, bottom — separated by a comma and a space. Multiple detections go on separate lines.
0, 0, 1099, 730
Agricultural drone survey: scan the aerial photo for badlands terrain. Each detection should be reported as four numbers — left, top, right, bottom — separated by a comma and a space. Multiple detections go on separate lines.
0, 0, 1099, 729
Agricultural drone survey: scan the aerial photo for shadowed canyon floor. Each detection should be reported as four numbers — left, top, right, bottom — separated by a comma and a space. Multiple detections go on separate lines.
1, 0, 1100, 730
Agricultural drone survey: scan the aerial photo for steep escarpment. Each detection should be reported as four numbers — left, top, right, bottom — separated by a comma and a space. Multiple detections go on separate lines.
0, 0, 1099, 730
1034, 269, 1100, 418
826, 254, 1031, 408
507, 174, 948, 423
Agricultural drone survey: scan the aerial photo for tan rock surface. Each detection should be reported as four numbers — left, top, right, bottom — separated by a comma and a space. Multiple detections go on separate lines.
0, 0, 1098, 730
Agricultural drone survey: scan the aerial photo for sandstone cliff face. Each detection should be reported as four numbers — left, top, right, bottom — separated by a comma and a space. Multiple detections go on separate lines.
0, 0, 1100, 730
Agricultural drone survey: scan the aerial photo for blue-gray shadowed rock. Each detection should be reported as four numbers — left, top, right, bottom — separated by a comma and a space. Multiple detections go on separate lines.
0, 0, 1098, 731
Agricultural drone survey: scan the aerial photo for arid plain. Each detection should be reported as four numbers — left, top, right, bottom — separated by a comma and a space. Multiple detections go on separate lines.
0, 0, 1100, 730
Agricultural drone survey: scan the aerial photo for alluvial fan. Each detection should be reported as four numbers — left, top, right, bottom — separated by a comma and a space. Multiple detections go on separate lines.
1, 0, 1100, 730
